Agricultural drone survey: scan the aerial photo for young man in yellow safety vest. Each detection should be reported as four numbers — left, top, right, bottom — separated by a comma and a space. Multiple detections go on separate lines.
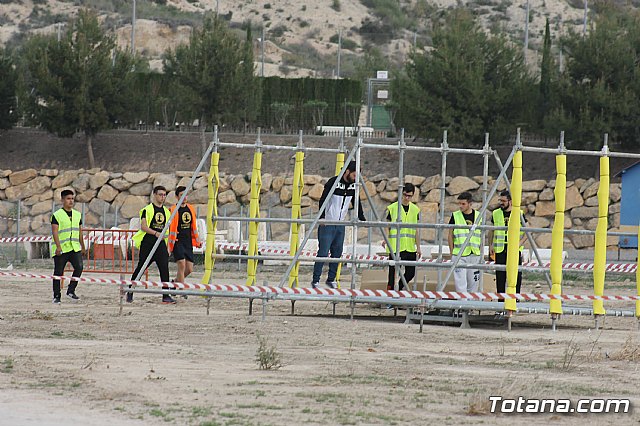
50, 189, 86, 304
128, 185, 174, 304
382, 183, 422, 291
168, 186, 202, 296
488, 190, 526, 295
448, 191, 482, 293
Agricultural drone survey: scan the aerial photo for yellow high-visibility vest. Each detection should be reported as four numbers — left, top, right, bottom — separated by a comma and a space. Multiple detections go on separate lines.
132, 204, 170, 249
492, 208, 524, 253
386, 202, 420, 253
452, 210, 481, 256
50, 208, 81, 257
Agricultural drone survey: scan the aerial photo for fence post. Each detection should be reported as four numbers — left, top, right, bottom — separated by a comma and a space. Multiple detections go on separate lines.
15, 199, 21, 264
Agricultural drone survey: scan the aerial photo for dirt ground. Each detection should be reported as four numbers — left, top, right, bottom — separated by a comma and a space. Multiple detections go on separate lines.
1, 263, 640, 426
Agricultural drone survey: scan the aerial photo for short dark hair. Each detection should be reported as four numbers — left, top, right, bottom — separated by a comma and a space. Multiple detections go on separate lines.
60, 189, 74, 199
402, 183, 415, 194
153, 185, 167, 194
175, 186, 186, 196
499, 190, 511, 200
457, 191, 473, 202
345, 160, 358, 172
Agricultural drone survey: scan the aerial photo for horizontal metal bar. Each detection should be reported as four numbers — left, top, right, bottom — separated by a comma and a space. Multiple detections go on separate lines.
361, 143, 487, 155
213, 215, 635, 237
124, 288, 638, 317
215, 141, 341, 153
212, 252, 636, 275
521, 145, 640, 160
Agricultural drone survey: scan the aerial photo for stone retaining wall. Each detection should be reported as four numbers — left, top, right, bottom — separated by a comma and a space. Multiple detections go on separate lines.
0, 168, 622, 249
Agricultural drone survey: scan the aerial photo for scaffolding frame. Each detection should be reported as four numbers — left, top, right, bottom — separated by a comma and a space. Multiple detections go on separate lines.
127, 127, 640, 332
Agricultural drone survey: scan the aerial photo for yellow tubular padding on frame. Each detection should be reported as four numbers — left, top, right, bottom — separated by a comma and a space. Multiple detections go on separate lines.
288, 151, 305, 287
334, 152, 345, 288
592, 156, 609, 316
202, 152, 220, 284
549, 154, 566, 315
504, 150, 523, 312
246, 151, 263, 286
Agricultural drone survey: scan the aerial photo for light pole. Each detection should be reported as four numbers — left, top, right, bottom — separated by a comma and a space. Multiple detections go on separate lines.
260, 28, 265, 77
131, 0, 136, 54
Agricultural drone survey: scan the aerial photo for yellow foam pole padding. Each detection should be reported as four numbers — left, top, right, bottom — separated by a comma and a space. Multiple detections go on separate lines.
592, 156, 609, 315
245, 151, 263, 286
549, 154, 566, 315
504, 150, 523, 312
202, 152, 220, 284
288, 151, 305, 287
334, 152, 345, 288
335, 152, 345, 176
636, 226, 640, 317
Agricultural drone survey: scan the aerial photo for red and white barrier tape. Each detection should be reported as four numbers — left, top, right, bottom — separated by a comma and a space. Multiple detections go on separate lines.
1, 237, 638, 273
217, 242, 639, 273
0, 233, 132, 244
0, 270, 638, 303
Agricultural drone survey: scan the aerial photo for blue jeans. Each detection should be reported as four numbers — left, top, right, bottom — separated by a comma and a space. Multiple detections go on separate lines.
312, 225, 345, 283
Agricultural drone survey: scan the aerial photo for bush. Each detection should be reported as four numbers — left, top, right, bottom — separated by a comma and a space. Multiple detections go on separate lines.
331, 0, 341, 11
329, 34, 358, 50
264, 3, 271, 8
269, 24, 288, 38
255, 335, 282, 370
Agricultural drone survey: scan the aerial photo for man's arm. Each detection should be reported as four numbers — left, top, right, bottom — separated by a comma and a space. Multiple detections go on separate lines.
78, 225, 86, 255
488, 216, 494, 256
448, 228, 454, 254
519, 214, 527, 246
52, 223, 62, 256
415, 213, 421, 258
356, 201, 366, 221
140, 218, 160, 238
317, 177, 335, 217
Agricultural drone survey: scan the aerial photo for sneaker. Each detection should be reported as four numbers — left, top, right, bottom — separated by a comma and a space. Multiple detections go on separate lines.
162, 295, 177, 304
66, 292, 79, 301
52, 296, 61, 304
126, 292, 134, 303
325, 281, 337, 289
311, 282, 319, 289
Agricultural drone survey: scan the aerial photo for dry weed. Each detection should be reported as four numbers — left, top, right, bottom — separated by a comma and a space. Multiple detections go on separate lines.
255, 334, 282, 370
466, 392, 492, 415
610, 335, 640, 361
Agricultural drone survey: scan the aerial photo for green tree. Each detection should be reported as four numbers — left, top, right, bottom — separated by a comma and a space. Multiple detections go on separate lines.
393, 10, 534, 145
163, 14, 258, 134
303, 100, 328, 132
271, 102, 292, 133
539, 19, 553, 124
0, 48, 18, 130
21, 10, 138, 168
550, 9, 640, 148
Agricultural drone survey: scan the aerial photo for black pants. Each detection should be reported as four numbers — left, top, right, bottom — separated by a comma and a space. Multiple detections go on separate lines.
131, 240, 170, 283
495, 249, 522, 294
53, 250, 83, 298
387, 251, 417, 291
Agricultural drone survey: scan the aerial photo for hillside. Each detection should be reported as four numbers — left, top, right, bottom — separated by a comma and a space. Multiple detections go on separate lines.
0, 0, 590, 77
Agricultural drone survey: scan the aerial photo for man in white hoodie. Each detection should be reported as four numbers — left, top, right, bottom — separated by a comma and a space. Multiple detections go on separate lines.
312, 160, 366, 288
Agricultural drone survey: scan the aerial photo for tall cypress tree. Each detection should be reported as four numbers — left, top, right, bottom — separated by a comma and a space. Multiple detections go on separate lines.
539, 18, 553, 126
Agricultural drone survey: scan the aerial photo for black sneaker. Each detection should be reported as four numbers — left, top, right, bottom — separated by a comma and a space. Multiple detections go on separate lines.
162, 295, 176, 304
66, 292, 79, 301
126, 292, 134, 303
52, 296, 61, 304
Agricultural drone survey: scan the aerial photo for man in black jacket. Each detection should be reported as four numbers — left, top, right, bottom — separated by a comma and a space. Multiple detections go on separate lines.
312, 160, 366, 288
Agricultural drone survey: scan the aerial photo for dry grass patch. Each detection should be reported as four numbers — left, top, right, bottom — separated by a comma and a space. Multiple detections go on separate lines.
610, 335, 640, 361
